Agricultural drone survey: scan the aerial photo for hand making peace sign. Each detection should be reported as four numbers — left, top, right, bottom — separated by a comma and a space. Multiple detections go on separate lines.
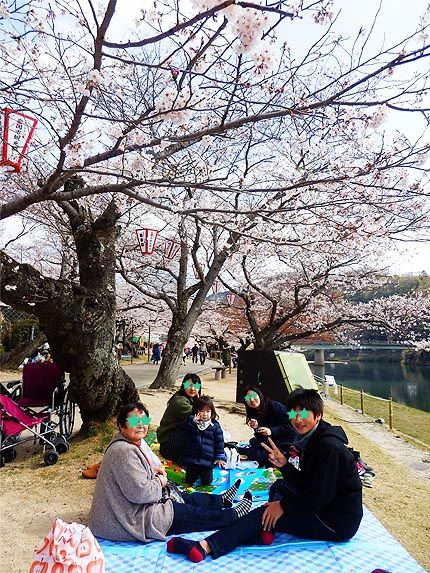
261, 437, 288, 468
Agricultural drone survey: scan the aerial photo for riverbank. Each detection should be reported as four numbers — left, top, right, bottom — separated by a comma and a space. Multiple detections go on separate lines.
0, 369, 429, 572
325, 385, 430, 449
310, 359, 430, 413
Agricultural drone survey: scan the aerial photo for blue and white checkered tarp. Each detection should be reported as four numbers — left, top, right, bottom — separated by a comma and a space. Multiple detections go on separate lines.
98, 469, 426, 573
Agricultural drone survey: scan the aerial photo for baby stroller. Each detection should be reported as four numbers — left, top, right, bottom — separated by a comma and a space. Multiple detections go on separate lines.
0, 394, 67, 466
0, 362, 76, 466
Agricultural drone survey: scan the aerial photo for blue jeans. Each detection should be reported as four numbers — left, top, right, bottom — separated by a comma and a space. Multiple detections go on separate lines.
167, 492, 237, 535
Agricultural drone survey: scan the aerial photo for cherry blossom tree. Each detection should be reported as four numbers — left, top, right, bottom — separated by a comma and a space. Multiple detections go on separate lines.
117, 210, 240, 387
346, 291, 430, 349
198, 230, 430, 350
0, 201, 140, 429
1, 0, 430, 422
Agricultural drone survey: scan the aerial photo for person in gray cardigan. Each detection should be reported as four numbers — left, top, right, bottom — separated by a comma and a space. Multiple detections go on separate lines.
88, 402, 253, 543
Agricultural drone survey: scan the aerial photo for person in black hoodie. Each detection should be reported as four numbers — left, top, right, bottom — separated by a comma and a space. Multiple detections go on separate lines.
167, 388, 363, 563
237, 385, 296, 466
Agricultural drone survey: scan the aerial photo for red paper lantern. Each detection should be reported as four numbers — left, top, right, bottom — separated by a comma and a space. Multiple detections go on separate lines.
164, 238, 181, 259
0, 108, 38, 173
226, 292, 235, 305
136, 228, 159, 255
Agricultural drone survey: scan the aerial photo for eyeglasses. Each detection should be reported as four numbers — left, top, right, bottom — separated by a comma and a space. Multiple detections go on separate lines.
287, 408, 310, 420
244, 392, 259, 402
127, 414, 151, 427
183, 381, 201, 390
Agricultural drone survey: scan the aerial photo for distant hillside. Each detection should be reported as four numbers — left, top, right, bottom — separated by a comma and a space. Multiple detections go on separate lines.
348, 273, 430, 304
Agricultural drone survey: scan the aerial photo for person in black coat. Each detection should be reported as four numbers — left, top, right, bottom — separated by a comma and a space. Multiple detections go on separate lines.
151, 343, 161, 365
168, 388, 363, 563
191, 344, 199, 364
237, 385, 296, 466
181, 396, 226, 486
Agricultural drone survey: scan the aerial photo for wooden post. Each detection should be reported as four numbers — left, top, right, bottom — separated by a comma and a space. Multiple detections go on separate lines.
360, 390, 364, 414
340, 385, 343, 405
389, 397, 393, 430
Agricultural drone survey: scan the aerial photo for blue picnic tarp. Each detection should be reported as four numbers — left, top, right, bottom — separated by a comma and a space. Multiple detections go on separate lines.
98, 468, 426, 573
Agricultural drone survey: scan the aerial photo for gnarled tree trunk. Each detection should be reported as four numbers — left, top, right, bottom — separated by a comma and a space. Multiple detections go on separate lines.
0, 201, 139, 429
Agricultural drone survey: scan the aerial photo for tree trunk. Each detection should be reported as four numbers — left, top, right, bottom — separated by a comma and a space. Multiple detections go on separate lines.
149, 314, 194, 389
0, 202, 139, 429
131, 228, 236, 390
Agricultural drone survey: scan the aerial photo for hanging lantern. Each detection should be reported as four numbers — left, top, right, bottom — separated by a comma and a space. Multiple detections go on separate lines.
226, 292, 235, 305
136, 228, 159, 255
212, 279, 221, 293
0, 108, 38, 173
164, 238, 181, 259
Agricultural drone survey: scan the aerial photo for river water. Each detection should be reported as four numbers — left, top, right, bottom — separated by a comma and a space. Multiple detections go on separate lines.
309, 360, 430, 413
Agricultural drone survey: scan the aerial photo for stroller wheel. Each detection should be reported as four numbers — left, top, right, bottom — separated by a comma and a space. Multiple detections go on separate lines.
44, 449, 59, 466
53, 436, 70, 454
2, 448, 17, 464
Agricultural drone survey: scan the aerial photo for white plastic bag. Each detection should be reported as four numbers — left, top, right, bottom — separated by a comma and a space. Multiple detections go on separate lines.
29, 518, 105, 573
224, 446, 240, 469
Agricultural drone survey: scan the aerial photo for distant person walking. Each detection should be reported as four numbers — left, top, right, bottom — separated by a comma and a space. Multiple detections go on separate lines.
191, 344, 199, 364
230, 346, 238, 368
151, 343, 161, 365
221, 342, 230, 367
199, 342, 207, 365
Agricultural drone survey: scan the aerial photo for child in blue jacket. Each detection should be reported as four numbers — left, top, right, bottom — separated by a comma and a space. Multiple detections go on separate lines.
181, 396, 226, 486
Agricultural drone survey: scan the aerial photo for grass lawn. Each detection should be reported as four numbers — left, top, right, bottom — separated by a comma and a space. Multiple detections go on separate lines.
327, 386, 430, 450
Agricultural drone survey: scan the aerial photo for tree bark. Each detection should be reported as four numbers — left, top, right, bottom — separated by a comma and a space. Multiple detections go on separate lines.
152, 317, 187, 388
149, 242, 233, 389
0, 202, 139, 429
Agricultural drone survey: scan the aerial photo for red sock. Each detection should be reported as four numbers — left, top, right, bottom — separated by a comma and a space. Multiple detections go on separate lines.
189, 545, 206, 563
167, 537, 207, 562
261, 531, 275, 545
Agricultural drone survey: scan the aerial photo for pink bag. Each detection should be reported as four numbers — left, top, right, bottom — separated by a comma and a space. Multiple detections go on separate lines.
29, 518, 105, 573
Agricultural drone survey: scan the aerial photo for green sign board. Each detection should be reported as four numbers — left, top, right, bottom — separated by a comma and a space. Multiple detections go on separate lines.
274, 351, 318, 392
